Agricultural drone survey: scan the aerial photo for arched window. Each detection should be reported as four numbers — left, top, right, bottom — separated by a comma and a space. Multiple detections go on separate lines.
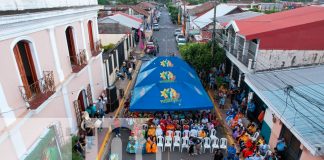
13, 40, 38, 98
87, 21, 95, 54
65, 27, 77, 65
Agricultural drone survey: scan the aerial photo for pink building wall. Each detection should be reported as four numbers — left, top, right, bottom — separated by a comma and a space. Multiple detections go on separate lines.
54, 25, 73, 78
0, 38, 32, 118
0, 138, 17, 160
300, 147, 324, 160
268, 118, 324, 160
268, 118, 283, 149
0, 6, 104, 159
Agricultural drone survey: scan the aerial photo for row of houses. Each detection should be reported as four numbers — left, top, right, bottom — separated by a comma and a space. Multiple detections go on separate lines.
0, 0, 160, 159
219, 5, 324, 160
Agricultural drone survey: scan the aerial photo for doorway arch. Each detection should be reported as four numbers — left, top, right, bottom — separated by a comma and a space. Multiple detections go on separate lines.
87, 20, 95, 53
65, 26, 77, 65
13, 40, 39, 99
77, 89, 88, 111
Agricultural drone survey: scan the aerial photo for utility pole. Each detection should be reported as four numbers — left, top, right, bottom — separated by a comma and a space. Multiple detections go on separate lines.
211, 0, 218, 57
183, 1, 186, 37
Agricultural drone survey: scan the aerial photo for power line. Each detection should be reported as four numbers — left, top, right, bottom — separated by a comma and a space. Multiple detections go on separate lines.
251, 73, 324, 131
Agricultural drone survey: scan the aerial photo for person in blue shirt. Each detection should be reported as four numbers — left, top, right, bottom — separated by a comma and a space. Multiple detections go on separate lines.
247, 100, 256, 120
227, 144, 237, 160
247, 101, 256, 112
275, 138, 286, 158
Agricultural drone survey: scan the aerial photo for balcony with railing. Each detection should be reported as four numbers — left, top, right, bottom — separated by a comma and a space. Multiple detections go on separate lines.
237, 50, 256, 68
19, 71, 55, 109
91, 40, 102, 57
70, 49, 87, 73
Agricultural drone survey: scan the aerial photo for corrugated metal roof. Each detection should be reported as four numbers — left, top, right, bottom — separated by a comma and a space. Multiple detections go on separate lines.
98, 22, 131, 34
193, 4, 238, 29
100, 12, 142, 29
234, 6, 324, 39
216, 11, 263, 25
245, 65, 324, 156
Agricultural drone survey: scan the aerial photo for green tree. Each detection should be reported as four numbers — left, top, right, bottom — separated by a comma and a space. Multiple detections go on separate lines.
179, 43, 225, 71
98, 0, 108, 5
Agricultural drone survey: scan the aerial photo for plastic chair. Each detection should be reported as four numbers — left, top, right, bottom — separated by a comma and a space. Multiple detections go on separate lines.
173, 136, 181, 151
174, 130, 181, 138
183, 130, 190, 137
166, 130, 174, 137
157, 136, 164, 149
164, 136, 172, 151
211, 137, 220, 153
181, 137, 189, 152
251, 132, 260, 142
190, 129, 198, 137
203, 137, 212, 153
220, 138, 228, 150
210, 128, 217, 139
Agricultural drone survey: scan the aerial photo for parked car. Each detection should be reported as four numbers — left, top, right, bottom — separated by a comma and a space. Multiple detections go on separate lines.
153, 23, 160, 31
176, 34, 186, 46
174, 29, 181, 36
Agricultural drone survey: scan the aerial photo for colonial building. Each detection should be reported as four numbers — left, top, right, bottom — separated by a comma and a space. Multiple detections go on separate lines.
222, 6, 324, 86
0, 0, 104, 159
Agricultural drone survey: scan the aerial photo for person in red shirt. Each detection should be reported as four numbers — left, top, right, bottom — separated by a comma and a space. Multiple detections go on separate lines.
242, 147, 254, 158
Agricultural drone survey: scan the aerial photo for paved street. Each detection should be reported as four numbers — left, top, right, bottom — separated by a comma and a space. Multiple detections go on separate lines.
153, 7, 179, 56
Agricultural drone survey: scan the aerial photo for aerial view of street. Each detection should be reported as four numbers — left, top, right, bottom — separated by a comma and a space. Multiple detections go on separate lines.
0, 0, 323, 160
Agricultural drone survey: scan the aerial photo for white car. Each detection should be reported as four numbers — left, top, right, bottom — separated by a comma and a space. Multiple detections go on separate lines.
176, 35, 186, 46
174, 29, 181, 36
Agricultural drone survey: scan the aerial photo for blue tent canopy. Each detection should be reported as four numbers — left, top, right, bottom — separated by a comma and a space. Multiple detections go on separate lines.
135, 65, 200, 87
130, 56, 213, 111
130, 82, 213, 111
140, 56, 195, 73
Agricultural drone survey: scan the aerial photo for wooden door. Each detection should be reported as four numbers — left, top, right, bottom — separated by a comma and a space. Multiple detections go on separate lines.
78, 91, 86, 111
13, 42, 38, 99
14, 45, 31, 98
66, 27, 77, 65
73, 100, 82, 128
23, 42, 39, 93
88, 21, 95, 52
86, 84, 93, 105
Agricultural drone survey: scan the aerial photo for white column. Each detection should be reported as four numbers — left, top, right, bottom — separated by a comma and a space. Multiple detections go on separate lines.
93, 18, 100, 42
124, 40, 128, 60
48, 27, 65, 82
62, 86, 75, 133
79, 19, 89, 60
100, 57, 107, 89
9, 128, 26, 159
230, 64, 234, 79
0, 83, 16, 126
238, 71, 242, 87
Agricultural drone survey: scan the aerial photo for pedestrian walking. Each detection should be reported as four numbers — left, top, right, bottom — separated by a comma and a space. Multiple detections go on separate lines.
189, 137, 195, 156
214, 149, 224, 160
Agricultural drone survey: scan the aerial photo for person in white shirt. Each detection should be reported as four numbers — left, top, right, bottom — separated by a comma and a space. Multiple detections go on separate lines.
201, 117, 209, 124
156, 125, 163, 137
190, 128, 198, 137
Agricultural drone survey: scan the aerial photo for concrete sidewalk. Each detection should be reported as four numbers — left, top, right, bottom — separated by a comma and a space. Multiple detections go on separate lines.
94, 58, 143, 160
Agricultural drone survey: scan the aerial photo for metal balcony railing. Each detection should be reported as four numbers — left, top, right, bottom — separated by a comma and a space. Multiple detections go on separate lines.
19, 71, 55, 109
70, 49, 87, 73
91, 40, 102, 57
237, 50, 255, 68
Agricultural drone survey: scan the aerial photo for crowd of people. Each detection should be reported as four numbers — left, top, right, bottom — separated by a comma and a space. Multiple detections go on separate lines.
116, 58, 136, 81
123, 110, 222, 155
202, 65, 286, 160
